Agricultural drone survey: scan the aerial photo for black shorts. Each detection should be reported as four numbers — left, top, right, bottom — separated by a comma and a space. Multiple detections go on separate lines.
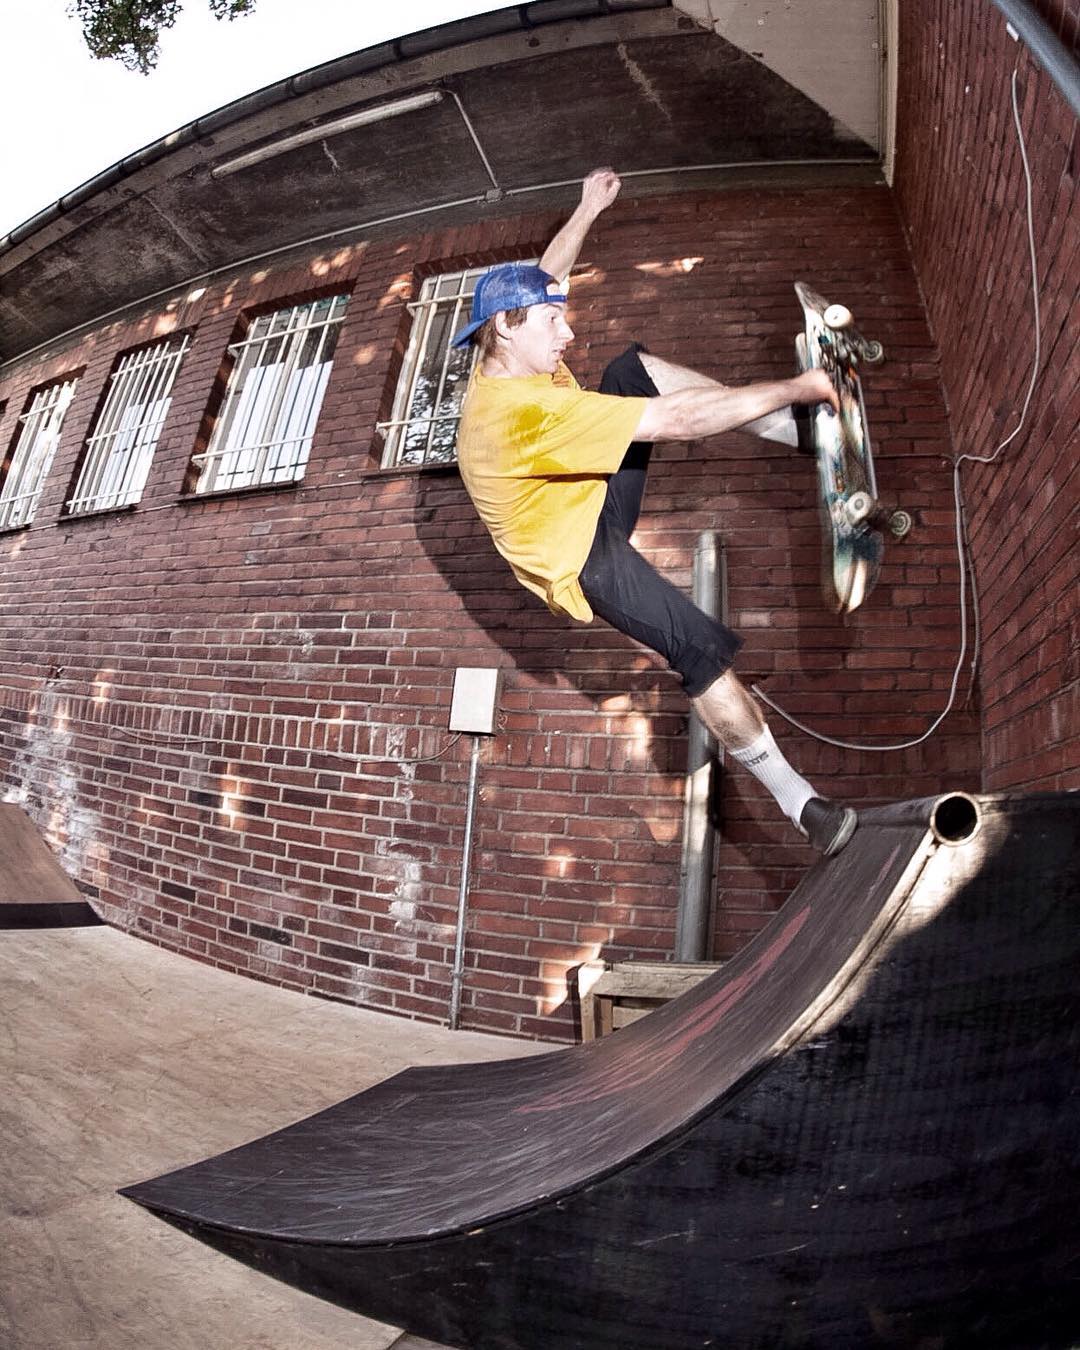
577, 344, 743, 698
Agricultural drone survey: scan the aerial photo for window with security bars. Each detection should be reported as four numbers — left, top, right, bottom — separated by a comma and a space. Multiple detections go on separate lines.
379, 262, 534, 468
0, 376, 80, 530
67, 335, 190, 516
192, 294, 348, 494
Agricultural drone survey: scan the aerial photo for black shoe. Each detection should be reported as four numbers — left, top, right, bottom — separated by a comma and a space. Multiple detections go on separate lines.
793, 403, 816, 457
799, 798, 857, 856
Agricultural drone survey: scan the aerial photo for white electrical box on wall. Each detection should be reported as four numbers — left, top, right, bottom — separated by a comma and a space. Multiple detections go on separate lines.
449, 667, 503, 735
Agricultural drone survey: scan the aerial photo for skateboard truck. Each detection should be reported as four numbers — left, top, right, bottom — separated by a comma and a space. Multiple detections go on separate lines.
822, 304, 884, 366
844, 492, 913, 539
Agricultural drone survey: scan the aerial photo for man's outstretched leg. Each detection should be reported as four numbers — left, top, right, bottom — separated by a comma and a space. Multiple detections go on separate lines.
588, 343, 856, 858
639, 350, 802, 446
634, 352, 846, 843
692, 670, 856, 856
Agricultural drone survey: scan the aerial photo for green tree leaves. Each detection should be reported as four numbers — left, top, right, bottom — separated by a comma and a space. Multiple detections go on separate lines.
69, 0, 257, 74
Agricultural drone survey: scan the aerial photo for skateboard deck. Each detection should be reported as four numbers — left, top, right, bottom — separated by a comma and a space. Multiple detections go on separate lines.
794, 281, 910, 613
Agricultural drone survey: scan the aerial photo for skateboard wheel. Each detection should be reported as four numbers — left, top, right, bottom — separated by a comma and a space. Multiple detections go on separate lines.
888, 509, 913, 539
824, 303, 853, 331
845, 492, 873, 525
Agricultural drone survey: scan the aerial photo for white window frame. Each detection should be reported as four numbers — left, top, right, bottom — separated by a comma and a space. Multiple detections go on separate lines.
378, 261, 535, 469
67, 335, 190, 516
0, 377, 79, 530
191, 294, 348, 494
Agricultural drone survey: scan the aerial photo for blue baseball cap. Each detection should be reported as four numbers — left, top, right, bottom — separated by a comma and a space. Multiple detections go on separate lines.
451, 263, 568, 348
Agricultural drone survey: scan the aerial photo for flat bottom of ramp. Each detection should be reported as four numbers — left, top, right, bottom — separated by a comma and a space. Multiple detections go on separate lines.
0, 924, 540, 1350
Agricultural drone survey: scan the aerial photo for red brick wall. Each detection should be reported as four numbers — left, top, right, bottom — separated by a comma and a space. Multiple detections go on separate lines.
0, 185, 979, 1038
893, 0, 1078, 790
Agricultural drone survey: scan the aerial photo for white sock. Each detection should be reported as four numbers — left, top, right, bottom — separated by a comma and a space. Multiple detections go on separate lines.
730, 726, 816, 824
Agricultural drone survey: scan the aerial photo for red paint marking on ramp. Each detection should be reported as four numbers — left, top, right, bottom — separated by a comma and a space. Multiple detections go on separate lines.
517, 905, 811, 1114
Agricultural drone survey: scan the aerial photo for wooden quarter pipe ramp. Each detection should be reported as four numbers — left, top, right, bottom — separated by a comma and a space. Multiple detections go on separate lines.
121, 793, 1079, 1349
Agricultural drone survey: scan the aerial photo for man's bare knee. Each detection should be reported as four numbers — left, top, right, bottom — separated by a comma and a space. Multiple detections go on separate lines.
639, 351, 720, 396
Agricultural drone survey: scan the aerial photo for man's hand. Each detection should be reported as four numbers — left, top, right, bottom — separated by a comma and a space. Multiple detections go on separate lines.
539, 167, 622, 283
580, 167, 621, 218
791, 368, 840, 413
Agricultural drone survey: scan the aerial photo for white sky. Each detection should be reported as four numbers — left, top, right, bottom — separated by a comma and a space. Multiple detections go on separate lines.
2, 0, 506, 236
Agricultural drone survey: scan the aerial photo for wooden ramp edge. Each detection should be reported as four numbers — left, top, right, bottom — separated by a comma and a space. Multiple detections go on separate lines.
0, 803, 100, 928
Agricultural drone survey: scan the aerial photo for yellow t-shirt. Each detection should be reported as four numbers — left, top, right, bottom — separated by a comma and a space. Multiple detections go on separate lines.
456, 363, 647, 621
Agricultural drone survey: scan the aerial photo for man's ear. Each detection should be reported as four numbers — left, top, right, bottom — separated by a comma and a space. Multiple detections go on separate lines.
492, 310, 513, 342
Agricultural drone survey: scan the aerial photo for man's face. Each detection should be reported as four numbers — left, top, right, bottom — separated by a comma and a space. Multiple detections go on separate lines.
501, 302, 574, 375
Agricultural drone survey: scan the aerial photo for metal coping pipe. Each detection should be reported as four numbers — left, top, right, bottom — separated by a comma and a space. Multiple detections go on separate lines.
675, 530, 724, 962
988, 0, 1080, 120
858, 793, 983, 840
930, 791, 982, 845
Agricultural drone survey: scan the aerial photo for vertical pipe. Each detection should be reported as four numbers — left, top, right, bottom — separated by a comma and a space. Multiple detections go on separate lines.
449, 734, 483, 1029
675, 532, 725, 961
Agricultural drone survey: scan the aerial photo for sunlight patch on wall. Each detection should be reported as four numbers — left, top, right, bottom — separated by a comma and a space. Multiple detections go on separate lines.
626, 712, 652, 766
379, 273, 413, 311
92, 669, 115, 706
634, 256, 704, 277
540, 942, 604, 1015
219, 764, 244, 830
641, 809, 681, 845
311, 246, 357, 278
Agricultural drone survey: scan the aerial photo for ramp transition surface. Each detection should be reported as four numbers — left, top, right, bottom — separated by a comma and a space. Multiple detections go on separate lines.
122, 793, 1079, 1349
0, 803, 100, 928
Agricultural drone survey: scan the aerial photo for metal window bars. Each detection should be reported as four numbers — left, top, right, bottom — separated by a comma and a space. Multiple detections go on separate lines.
0, 377, 80, 530
379, 264, 536, 468
67, 335, 190, 516
192, 295, 348, 494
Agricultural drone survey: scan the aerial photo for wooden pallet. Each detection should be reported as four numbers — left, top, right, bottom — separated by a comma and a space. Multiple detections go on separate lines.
579, 961, 722, 1041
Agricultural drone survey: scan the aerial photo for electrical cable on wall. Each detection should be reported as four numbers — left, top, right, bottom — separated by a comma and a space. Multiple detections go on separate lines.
755, 51, 1044, 754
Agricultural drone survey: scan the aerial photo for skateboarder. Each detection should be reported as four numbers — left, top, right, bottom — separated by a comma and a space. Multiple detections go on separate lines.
453, 168, 856, 856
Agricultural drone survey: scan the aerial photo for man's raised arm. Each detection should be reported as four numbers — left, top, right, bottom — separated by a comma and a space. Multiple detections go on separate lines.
539, 168, 622, 284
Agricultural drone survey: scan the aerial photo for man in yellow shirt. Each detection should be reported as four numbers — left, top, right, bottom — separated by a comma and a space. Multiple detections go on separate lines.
455, 169, 856, 856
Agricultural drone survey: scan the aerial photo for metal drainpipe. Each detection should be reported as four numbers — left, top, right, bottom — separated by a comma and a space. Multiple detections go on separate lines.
675, 531, 726, 962
448, 734, 483, 1030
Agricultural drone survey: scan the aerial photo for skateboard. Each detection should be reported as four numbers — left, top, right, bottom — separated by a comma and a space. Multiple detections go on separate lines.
794, 281, 911, 613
